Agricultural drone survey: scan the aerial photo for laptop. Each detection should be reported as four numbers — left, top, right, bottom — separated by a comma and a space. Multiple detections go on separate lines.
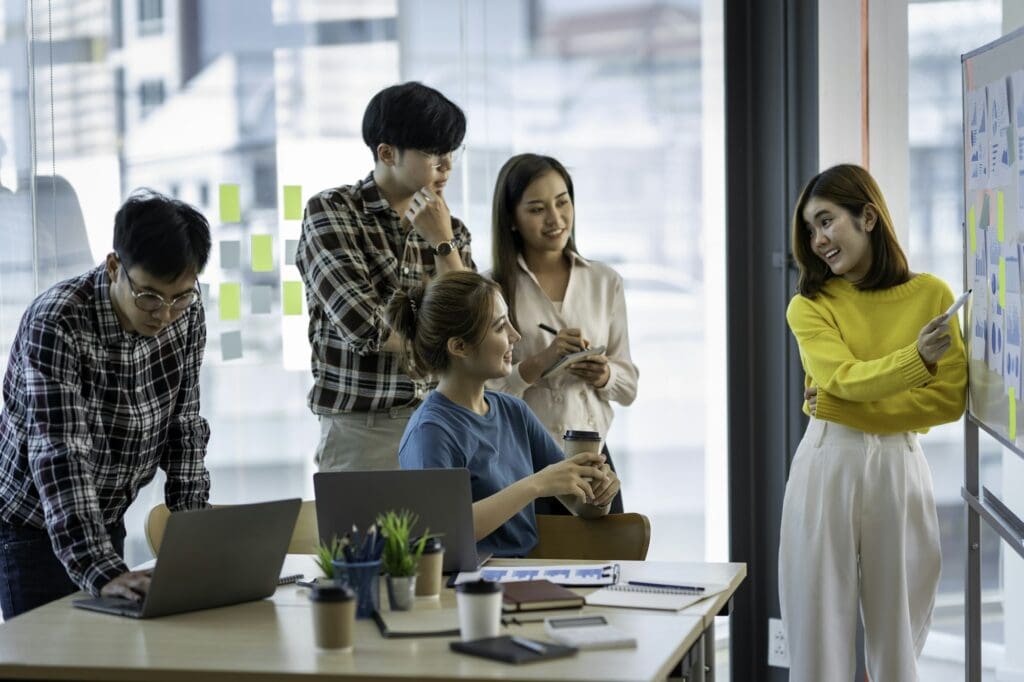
314, 469, 486, 573
73, 498, 301, 618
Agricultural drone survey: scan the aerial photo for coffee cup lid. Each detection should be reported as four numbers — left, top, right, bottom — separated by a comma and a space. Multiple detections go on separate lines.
456, 579, 502, 595
310, 583, 355, 603
563, 429, 601, 441
420, 536, 443, 554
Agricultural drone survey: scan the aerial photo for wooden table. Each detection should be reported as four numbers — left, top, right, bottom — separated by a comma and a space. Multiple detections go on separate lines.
0, 556, 745, 681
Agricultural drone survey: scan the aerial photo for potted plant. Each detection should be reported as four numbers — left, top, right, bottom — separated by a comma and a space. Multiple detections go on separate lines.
377, 509, 430, 610
312, 535, 349, 584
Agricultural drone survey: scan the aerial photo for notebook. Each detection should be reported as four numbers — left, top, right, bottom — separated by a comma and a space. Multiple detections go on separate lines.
585, 582, 727, 612
501, 579, 584, 612
541, 345, 606, 378
450, 636, 577, 664
372, 608, 461, 638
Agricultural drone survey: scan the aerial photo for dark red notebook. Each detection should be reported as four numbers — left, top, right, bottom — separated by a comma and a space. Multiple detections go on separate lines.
501, 579, 585, 612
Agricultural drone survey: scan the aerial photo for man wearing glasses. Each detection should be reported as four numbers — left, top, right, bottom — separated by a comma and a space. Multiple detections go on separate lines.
0, 190, 212, 618
297, 81, 474, 471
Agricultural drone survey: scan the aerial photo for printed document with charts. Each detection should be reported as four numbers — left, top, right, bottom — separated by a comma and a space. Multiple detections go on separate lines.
585, 581, 728, 611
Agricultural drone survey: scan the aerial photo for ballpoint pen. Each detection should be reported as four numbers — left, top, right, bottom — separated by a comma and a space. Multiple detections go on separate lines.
510, 636, 547, 654
627, 580, 704, 592
537, 323, 558, 335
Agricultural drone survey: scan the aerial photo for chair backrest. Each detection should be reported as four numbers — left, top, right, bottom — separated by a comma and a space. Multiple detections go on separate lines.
527, 513, 651, 561
145, 500, 319, 556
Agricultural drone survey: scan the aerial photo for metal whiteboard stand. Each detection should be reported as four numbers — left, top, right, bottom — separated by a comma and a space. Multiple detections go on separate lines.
962, 415, 1024, 682
963, 416, 982, 682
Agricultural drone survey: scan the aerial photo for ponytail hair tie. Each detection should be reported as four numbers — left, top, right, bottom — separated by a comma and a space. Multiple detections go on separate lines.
409, 297, 418, 316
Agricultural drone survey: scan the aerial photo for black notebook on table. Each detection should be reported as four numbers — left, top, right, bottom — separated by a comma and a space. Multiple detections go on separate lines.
450, 636, 577, 664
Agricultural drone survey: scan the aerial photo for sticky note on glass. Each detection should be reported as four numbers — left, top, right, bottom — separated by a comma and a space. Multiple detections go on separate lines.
221, 330, 243, 361
251, 235, 273, 272
285, 239, 299, 266
968, 205, 977, 254
1010, 387, 1017, 441
219, 282, 241, 321
251, 285, 273, 314
283, 281, 303, 316
219, 184, 240, 223
220, 240, 240, 269
283, 185, 302, 220
998, 191, 1005, 242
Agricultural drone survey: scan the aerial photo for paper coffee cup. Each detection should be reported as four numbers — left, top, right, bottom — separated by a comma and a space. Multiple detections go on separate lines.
415, 537, 444, 597
563, 429, 602, 457
310, 583, 355, 650
455, 580, 503, 641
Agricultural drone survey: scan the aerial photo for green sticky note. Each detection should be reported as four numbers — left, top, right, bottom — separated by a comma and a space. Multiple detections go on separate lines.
251, 235, 273, 272
1000, 257, 1007, 309
219, 282, 241, 321
283, 281, 303, 316
1010, 388, 1017, 441
219, 184, 240, 223
283, 185, 302, 220
968, 205, 977, 253
998, 191, 1005, 242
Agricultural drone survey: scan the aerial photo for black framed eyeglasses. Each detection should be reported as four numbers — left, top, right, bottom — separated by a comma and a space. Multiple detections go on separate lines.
118, 256, 199, 313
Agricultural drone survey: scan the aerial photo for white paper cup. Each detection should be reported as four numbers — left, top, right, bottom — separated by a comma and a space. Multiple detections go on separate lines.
455, 580, 503, 641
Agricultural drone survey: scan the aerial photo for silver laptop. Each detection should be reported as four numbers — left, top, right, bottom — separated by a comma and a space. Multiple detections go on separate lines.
313, 469, 486, 573
73, 498, 301, 618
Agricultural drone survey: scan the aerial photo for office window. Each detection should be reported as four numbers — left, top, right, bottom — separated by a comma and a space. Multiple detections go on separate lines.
137, 0, 163, 36
138, 79, 164, 118
2, 0, 725, 596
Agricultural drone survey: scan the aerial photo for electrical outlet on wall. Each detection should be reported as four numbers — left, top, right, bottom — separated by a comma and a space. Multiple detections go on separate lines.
768, 617, 790, 668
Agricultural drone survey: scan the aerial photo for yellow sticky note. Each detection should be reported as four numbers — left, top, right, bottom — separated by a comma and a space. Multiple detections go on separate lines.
283, 281, 303, 316
1000, 257, 1007, 308
968, 205, 977, 253
251, 235, 273, 272
219, 184, 240, 223
219, 283, 241, 321
1010, 388, 1017, 441
283, 185, 302, 220
997, 190, 1005, 242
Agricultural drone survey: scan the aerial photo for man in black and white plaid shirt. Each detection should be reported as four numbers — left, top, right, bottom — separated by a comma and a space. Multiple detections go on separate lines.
296, 82, 475, 471
0, 191, 212, 619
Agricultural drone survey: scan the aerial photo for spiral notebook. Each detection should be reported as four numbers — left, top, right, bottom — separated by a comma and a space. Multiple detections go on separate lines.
585, 582, 727, 612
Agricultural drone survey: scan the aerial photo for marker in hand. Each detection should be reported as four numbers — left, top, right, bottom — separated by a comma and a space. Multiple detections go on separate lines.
944, 289, 972, 320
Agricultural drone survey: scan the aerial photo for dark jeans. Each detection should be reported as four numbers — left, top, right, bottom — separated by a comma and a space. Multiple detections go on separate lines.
534, 444, 625, 516
0, 518, 125, 620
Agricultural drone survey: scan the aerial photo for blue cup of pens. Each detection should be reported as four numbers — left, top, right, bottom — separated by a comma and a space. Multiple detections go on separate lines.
332, 559, 381, 619
332, 523, 386, 619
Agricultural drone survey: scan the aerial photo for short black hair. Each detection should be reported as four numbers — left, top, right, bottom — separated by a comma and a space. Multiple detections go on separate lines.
113, 189, 211, 281
362, 82, 466, 161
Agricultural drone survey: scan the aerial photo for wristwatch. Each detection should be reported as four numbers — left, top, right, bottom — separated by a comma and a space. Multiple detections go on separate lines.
431, 240, 455, 257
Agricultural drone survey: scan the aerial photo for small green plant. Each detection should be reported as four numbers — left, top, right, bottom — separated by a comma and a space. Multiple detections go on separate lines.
377, 509, 430, 577
312, 535, 349, 579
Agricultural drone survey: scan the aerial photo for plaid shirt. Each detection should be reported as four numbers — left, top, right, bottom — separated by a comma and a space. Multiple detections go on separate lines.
0, 266, 211, 595
296, 173, 475, 414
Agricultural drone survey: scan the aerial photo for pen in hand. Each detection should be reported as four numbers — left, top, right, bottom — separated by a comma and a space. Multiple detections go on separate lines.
538, 323, 558, 335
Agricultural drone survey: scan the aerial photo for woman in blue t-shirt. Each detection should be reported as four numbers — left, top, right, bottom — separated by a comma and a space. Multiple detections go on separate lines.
387, 271, 620, 557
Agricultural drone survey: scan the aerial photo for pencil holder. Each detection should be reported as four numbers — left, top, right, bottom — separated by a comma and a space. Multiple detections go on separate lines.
332, 559, 381, 619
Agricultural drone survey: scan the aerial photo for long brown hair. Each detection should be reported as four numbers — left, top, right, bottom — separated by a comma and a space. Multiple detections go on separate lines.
385, 271, 503, 376
791, 163, 910, 297
491, 153, 578, 331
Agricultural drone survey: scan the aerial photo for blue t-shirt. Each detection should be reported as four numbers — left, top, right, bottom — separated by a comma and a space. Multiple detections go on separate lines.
398, 390, 565, 557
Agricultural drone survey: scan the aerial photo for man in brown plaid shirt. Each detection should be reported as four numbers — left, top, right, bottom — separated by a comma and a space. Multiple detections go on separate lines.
296, 82, 475, 470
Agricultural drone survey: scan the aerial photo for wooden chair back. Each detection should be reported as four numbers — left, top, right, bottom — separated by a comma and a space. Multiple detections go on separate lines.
527, 513, 651, 561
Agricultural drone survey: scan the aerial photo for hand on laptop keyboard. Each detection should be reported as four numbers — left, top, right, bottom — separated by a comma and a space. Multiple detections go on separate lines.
101, 568, 153, 602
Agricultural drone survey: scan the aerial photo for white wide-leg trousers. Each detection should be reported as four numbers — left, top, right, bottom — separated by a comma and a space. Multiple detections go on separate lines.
779, 418, 942, 682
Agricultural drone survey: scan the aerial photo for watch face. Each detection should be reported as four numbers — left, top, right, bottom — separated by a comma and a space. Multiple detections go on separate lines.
435, 241, 453, 256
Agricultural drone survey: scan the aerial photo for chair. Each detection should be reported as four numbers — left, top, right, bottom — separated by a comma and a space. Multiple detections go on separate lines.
144, 500, 319, 556
527, 513, 651, 561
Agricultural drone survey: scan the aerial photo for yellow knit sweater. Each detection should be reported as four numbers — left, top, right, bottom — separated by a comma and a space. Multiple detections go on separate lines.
786, 273, 967, 434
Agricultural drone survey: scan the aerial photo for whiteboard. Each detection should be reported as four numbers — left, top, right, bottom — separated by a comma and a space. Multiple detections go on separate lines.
962, 26, 1024, 447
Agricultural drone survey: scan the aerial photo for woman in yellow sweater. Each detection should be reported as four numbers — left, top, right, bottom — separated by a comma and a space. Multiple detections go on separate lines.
779, 164, 967, 682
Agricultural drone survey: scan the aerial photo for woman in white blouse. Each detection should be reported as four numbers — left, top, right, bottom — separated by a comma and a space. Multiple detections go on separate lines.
487, 153, 639, 514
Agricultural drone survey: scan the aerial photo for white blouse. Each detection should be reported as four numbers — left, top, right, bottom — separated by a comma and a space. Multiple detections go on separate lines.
486, 253, 639, 448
